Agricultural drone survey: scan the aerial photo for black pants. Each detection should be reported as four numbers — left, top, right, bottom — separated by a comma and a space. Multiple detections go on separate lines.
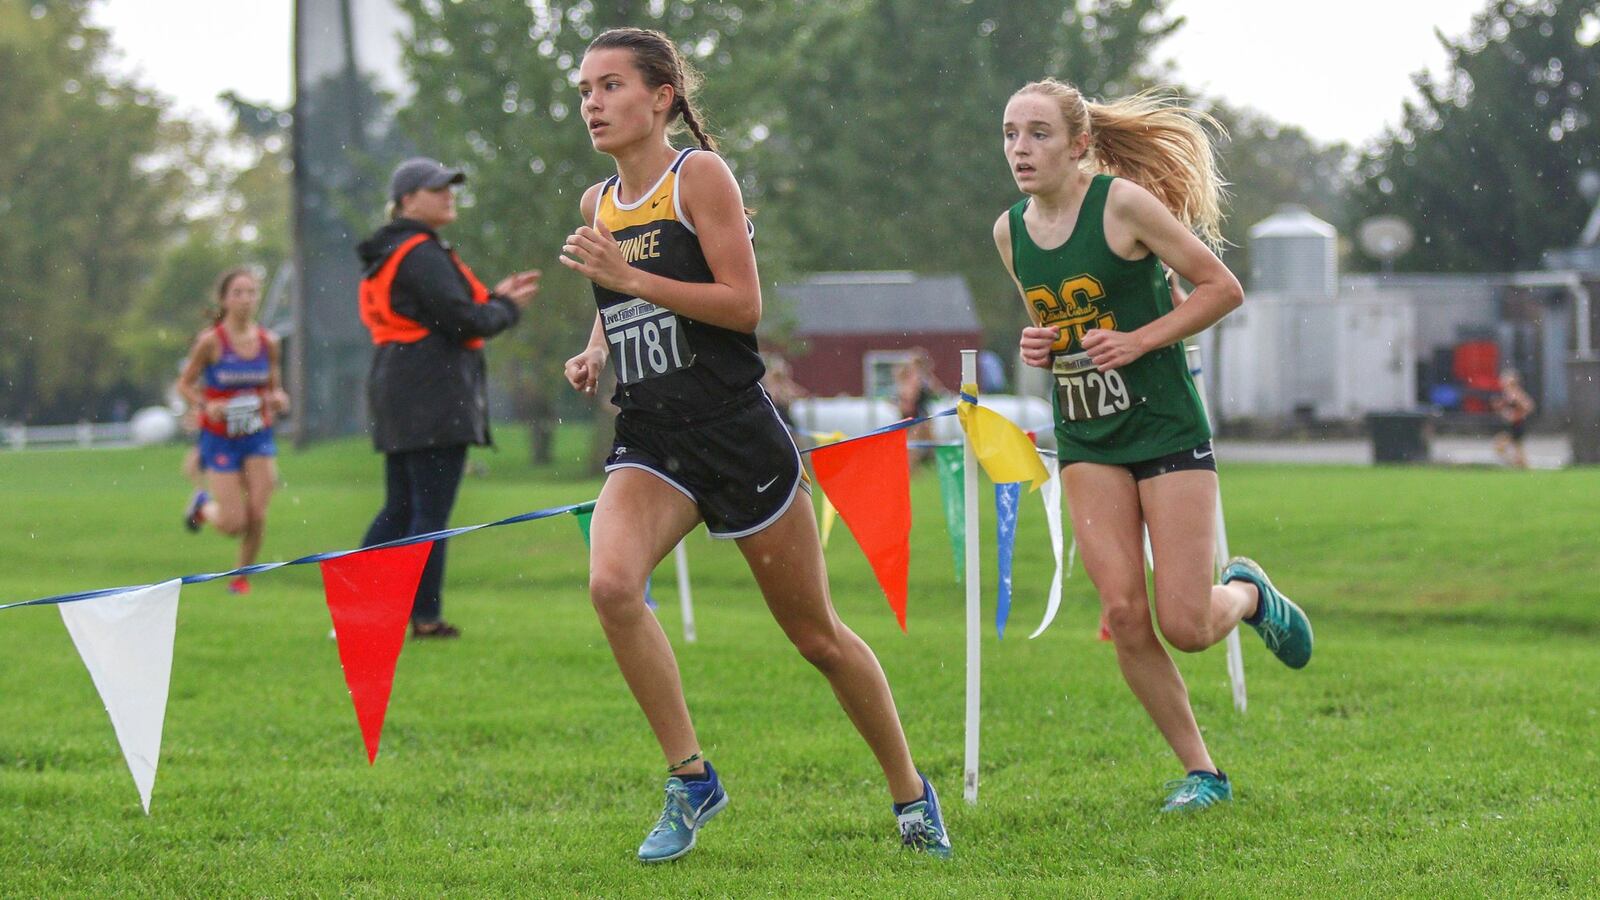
362, 445, 467, 625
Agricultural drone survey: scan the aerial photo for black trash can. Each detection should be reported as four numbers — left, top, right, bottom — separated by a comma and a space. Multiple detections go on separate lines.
1367, 411, 1430, 464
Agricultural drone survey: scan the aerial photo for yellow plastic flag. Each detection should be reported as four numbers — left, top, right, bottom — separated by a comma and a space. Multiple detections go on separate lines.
820, 492, 840, 547
812, 431, 846, 546
956, 383, 1050, 492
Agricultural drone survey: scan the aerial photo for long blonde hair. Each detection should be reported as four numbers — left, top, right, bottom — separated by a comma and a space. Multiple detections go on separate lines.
1013, 78, 1228, 248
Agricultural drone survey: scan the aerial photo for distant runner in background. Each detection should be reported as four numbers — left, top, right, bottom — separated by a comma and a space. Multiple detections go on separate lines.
177, 268, 289, 595
1491, 368, 1536, 469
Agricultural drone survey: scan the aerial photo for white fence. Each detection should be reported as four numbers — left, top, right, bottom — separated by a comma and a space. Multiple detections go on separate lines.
2, 407, 178, 451
2, 422, 136, 451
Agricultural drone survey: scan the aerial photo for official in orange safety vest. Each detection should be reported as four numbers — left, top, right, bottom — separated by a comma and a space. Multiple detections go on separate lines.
355, 157, 541, 639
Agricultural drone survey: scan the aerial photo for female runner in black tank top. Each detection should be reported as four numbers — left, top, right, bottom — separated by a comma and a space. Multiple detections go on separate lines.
557, 28, 949, 862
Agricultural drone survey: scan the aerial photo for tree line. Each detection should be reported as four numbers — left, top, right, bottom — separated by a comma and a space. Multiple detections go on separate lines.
1, 0, 1594, 425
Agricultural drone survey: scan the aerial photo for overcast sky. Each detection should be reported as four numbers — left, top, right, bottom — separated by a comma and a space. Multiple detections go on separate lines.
90, 0, 1489, 147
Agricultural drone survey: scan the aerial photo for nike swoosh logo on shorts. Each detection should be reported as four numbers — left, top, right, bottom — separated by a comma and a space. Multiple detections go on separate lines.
1193, 448, 1214, 459
756, 476, 780, 493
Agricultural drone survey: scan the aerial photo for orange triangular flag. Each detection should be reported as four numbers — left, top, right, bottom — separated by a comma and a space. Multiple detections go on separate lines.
319, 542, 433, 764
811, 429, 912, 630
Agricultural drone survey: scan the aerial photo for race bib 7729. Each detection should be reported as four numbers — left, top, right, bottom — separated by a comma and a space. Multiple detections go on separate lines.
1053, 351, 1135, 423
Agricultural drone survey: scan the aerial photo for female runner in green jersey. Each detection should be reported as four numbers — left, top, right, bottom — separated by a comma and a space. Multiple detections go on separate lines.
992, 79, 1315, 813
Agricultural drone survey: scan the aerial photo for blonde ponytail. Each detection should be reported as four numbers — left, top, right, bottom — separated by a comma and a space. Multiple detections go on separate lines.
1015, 79, 1229, 248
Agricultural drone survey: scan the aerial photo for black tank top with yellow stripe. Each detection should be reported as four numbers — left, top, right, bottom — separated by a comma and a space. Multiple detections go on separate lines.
592, 147, 764, 421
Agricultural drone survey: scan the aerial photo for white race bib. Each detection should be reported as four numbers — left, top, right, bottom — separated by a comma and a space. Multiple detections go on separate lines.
603, 298, 695, 385
1053, 351, 1134, 423
223, 394, 266, 437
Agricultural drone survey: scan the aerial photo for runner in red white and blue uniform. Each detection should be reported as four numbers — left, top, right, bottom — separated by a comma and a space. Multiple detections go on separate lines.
177, 268, 289, 594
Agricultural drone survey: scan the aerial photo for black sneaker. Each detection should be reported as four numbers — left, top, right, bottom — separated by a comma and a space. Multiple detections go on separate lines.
410, 620, 461, 640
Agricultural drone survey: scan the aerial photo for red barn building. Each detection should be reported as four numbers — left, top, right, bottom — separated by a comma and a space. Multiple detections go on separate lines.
772, 271, 983, 398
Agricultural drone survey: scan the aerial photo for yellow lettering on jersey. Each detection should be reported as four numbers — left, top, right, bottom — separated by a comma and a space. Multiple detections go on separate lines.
618, 227, 663, 264
1027, 274, 1117, 351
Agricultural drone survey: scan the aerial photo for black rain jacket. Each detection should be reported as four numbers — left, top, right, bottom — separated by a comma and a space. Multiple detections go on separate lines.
356, 218, 521, 454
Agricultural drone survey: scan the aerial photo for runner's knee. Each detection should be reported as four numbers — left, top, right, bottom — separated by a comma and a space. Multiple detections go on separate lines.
1151, 583, 1220, 652
212, 509, 246, 536
1101, 592, 1153, 640
789, 626, 845, 673
1158, 616, 1211, 653
589, 571, 650, 629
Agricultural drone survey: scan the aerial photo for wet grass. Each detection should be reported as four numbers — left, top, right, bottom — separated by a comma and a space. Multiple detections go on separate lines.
1, 435, 1596, 896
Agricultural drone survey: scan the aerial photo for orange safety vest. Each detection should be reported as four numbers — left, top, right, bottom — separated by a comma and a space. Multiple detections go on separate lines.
359, 233, 492, 349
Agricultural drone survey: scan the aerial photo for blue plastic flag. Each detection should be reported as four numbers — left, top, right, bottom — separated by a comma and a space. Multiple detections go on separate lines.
995, 482, 1021, 638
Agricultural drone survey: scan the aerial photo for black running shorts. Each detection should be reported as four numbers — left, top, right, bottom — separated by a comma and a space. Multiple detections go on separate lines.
1064, 440, 1218, 481
606, 388, 809, 538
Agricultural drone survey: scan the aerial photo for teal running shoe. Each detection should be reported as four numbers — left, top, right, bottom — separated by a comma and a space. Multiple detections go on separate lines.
894, 773, 952, 858
636, 762, 728, 864
1160, 770, 1232, 813
1223, 556, 1313, 669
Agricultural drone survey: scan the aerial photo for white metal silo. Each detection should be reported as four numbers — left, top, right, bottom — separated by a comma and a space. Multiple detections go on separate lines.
1240, 206, 1341, 419
1249, 205, 1338, 298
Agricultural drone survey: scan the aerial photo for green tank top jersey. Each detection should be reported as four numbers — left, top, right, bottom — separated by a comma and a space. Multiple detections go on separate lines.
1008, 174, 1210, 465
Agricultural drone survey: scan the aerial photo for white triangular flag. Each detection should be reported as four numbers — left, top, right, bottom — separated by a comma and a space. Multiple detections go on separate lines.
1029, 460, 1065, 639
59, 579, 181, 814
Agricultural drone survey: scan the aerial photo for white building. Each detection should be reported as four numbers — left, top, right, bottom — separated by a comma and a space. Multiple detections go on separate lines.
1199, 206, 1416, 423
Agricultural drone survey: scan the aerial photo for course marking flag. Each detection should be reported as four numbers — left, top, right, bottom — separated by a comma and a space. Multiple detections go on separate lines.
320, 542, 433, 764
811, 428, 913, 630
934, 444, 966, 580
956, 386, 1049, 492
59, 578, 181, 814
1029, 458, 1066, 639
994, 482, 1021, 638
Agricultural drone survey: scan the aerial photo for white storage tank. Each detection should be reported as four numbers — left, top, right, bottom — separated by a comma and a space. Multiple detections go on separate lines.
1249, 205, 1338, 299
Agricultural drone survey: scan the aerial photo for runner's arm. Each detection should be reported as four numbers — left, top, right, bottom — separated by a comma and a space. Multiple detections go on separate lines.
1079, 181, 1240, 373
177, 331, 219, 412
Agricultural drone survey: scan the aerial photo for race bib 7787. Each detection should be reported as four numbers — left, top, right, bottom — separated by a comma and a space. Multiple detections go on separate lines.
603, 298, 695, 384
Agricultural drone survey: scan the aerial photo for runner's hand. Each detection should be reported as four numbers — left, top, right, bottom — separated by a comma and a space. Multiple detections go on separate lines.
270, 389, 291, 414
1081, 328, 1148, 372
204, 399, 228, 419
564, 347, 606, 396
559, 220, 634, 293
1019, 326, 1059, 369
494, 270, 541, 307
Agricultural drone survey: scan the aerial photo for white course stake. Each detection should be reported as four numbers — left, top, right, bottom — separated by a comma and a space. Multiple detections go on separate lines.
961, 350, 982, 804
1186, 343, 1246, 713
674, 540, 696, 644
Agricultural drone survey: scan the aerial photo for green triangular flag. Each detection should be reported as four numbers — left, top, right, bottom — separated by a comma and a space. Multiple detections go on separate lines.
933, 445, 965, 581
572, 500, 655, 609
573, 501, 597, 546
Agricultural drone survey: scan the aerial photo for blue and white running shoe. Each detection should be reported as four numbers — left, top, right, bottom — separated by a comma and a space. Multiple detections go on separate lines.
636, 761, 728, 864
894, 773, 952, 858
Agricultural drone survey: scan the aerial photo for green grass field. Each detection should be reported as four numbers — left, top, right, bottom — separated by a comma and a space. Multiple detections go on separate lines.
2, 432, 1597, 896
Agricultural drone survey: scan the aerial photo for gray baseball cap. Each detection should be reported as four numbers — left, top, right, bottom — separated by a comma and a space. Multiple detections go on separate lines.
388, 157, 465, 201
